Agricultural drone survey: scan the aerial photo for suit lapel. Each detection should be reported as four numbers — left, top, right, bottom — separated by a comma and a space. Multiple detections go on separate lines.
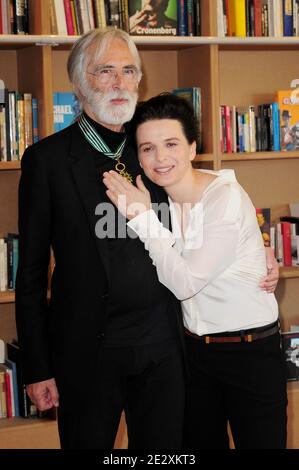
69, 124, 111, 279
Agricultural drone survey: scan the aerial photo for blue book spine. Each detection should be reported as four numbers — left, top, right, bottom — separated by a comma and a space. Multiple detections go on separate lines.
271, 102, 281, 151
283, 0, 293, 36
177, 0, 187, 36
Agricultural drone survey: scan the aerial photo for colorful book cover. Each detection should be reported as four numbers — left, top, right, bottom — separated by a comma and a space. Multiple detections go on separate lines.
256, 208, 271, 247
53, 92, 79, 132
128, 0, 177, 35
277, 89, 299, 151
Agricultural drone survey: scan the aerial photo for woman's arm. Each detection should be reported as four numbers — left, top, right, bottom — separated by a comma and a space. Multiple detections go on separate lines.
103, 171, 239, 300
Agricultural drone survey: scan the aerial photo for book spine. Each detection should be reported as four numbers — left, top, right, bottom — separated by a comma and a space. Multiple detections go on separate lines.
13, 0, 27, 34
32, 98, 39, 144
233, 0, 246, 36
64, 0, 75, 34
177, 0, 188, 36
225, 105, 232, 153
254, 0, 262, 35
3, 89, 11, 161
283, 0, 293, 36
291, 223, 299, 266
276, 223, 284, 266
281, 221, 292, 266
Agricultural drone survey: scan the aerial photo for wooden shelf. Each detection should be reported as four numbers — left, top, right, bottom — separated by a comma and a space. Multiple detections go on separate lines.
221, 151, 299, 162
194, 153, 215, 162
0, 416, 55, 431
0, 291, 15, 304
288, 381, 299, 394
0, 417, 60, 449
280, 267, 299, 279
0, 161, 21, 171
0, 290, 51, 304
287, 381, 299, 449
1, 35, 299, 48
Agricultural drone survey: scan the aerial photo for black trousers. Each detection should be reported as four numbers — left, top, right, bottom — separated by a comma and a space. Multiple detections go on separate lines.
58, 338, 185, 449
183, 332, 288, 449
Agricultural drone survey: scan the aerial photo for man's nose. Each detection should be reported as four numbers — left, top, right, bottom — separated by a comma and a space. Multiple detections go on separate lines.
112, 71, 125, 88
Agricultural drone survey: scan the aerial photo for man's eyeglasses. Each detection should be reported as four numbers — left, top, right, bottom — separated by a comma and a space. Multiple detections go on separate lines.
87, 66, 140, 84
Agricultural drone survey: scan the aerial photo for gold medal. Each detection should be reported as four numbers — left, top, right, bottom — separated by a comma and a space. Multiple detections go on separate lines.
115, 158, 133, 183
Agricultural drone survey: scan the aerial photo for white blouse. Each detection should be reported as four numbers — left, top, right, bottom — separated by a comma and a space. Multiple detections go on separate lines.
128, 169, 278, 336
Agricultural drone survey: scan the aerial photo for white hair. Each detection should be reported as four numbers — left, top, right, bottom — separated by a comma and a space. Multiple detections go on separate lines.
67, 28, 142, 108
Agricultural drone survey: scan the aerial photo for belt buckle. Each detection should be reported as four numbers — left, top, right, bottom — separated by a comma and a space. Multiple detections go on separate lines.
246, 334, 253, 342
205, 336, 210, 344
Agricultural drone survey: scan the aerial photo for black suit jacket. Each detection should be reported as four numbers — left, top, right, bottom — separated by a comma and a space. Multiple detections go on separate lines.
15, 123, 185, 393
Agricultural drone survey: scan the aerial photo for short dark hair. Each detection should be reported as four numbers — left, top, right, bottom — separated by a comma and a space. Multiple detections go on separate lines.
131, 93, 199, 147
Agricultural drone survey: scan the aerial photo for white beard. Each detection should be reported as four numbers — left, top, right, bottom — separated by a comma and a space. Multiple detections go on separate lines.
85, 87, 138, 125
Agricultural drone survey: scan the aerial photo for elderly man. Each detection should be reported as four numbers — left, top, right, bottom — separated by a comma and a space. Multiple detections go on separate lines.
16, 28, 185, 450
16, 28, 278, 450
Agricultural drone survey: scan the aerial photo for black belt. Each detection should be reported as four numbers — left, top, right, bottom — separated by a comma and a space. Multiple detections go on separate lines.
185, 321, 280, 344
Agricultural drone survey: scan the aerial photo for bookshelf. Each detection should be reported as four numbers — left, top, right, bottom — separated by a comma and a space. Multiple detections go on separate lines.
0, 0, 298, 449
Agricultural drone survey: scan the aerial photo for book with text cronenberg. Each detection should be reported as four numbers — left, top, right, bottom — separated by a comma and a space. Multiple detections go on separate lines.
282, 331, 299, 381
53, 92, 80, 132
277, 89, 299, 151
128, 0, 177, 36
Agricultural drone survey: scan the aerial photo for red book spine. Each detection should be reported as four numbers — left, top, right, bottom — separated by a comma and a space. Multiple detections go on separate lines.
0, 1, 3, 34
64, 0, 75, 35
281, 221, 292, 266
254, 0, 262, 36
225, 105, 232, 153
4, 372, 12, 418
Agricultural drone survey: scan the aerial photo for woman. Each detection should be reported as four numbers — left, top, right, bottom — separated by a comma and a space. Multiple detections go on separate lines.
103, 93, 287, 449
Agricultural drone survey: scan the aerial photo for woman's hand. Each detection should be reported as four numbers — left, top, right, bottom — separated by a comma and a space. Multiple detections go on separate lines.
259, 247, 279, 293
103, 171, 151, 220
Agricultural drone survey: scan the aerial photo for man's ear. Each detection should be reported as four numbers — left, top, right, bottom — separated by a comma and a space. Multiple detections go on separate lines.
189, 141, 197, 161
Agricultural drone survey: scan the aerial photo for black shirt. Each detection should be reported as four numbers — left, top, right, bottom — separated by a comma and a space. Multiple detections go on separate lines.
84, 114, 179, 347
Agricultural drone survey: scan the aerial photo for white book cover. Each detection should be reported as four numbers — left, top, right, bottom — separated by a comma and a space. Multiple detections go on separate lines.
0, 239, 7, 292
54, 0, 68, 35
291, 224, 299, 266
276, 222, 284, 266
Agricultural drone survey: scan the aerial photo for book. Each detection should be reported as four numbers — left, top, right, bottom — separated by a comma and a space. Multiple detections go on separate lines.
277, 89, 299, 151
32, 98, 39, 143
5, 358, 19, 417
53, 92, 79, 132
256, 208, 271, 247
6, 341, 31, 417
172, 87, 202, 152
128, 0, 177, 36
281, 221, 292, 266
280, 216, 299, 266
282, 331, 299, 381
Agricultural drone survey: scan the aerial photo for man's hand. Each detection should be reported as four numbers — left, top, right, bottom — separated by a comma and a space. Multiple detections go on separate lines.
259, 247, 279, 293
26, 378, 59, 411
103, 171, 151, 220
